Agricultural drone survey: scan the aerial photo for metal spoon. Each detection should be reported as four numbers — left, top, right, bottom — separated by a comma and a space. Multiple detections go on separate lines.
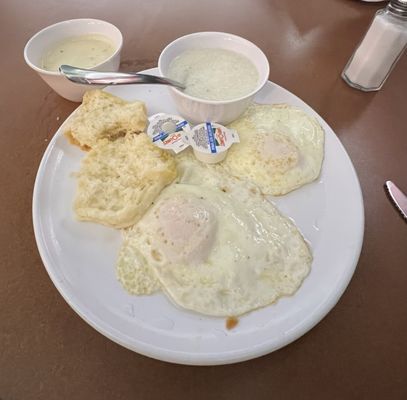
59, 65, 185, 90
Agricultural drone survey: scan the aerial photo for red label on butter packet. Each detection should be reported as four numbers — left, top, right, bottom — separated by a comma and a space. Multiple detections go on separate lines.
147, 113, 191, 154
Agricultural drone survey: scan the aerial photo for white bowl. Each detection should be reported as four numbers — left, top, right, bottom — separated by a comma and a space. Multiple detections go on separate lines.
158, 32, 269, 124
24, 19, 123, 102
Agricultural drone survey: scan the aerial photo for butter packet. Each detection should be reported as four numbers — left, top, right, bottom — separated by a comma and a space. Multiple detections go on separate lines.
182, 122, 240, 164
147, 113, 191, 154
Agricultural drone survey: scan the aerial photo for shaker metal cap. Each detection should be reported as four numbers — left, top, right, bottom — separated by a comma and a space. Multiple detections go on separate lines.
389, 0, 407, 16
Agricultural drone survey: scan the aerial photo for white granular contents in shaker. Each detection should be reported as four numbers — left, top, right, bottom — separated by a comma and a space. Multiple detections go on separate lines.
167, 48, 259, 101
345, 13, 407, 89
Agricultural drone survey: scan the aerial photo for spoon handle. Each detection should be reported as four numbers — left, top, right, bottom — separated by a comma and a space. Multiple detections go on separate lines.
59, 65, 185, 89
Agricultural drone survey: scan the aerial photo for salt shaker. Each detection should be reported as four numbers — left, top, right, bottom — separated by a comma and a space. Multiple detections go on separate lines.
342, 0, 407, 91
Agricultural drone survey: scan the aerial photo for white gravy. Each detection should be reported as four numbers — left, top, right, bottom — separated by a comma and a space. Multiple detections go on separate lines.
167, 48, 259, 101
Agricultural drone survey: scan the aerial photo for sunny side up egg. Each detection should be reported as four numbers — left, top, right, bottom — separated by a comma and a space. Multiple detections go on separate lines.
116, 159, 312, 317
224, 103, 325, 196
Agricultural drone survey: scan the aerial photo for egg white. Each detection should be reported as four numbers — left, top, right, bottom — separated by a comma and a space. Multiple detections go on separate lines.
116, 160, 312, 317
224, 103, 325, 195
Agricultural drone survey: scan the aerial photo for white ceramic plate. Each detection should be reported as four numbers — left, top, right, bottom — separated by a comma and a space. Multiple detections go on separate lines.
33, 68, 364, 365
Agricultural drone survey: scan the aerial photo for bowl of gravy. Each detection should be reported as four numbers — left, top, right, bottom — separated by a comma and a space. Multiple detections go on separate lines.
158, 32, 269, 124
24, 19, 122, 102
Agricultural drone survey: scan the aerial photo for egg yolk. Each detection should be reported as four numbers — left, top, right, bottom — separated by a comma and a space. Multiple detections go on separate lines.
154, 195, 217, 265
259, 132, 299, 174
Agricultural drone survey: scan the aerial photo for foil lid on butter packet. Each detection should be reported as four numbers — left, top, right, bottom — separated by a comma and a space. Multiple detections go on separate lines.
182, 122, 240, 164
147, 113, 191, 154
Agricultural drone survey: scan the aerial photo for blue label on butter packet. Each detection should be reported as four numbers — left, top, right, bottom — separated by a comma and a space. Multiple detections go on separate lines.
205, 122, 217, 153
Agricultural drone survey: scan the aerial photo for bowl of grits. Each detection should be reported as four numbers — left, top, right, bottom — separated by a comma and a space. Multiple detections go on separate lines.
24, 19, 123, 102
158, 32, 269, 124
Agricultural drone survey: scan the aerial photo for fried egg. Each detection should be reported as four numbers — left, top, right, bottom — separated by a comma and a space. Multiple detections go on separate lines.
116, 160, 312, 317
224, 103, 325, 195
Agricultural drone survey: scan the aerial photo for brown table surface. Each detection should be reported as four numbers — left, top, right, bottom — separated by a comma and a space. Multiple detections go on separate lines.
1, 0, 407, 398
